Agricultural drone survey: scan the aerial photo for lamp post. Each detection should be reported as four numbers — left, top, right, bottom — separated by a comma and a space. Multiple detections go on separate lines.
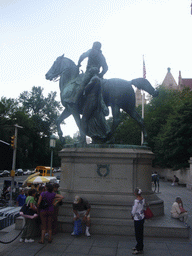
50, 135, 56, 176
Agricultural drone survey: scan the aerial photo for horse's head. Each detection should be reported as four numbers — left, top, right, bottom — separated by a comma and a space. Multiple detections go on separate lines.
45, 54, 65, 81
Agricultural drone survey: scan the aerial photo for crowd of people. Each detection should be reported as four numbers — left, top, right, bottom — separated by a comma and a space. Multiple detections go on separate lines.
19, 183, 64, 243
19, 186, 92, 243
17, 178, 189, 255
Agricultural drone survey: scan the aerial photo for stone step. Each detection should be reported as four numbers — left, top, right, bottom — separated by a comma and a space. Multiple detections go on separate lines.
59, 199, 164, 219
57, 215, 189, 238
15, 214, 189, 239
59, 204, 133, 219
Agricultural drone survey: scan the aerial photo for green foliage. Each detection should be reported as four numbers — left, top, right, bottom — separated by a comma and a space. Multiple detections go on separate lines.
153, 88, 192, 169
144, 86, 179, 150
1, 84, 192, 171
64, 135, 76, 144
111, 85, 192, 170
0, 87, 63, 169
0, 97, 19, 118
19, 87, 62, 134
111, 112, 141, 145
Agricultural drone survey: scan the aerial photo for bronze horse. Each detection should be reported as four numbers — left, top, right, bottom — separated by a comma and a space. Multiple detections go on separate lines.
45, 54, 158, 145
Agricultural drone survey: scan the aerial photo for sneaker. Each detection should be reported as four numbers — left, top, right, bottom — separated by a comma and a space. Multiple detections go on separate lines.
85, 230, 91, 237
132, 250, 143, 254
71, 232, 75, 236
132, 247, 137, 251
19, 238, 24, 243
25, 238, 34, 243
28, 239, 35, 243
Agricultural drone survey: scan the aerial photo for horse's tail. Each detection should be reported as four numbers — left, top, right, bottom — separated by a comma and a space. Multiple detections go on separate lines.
131, 78, 159, 97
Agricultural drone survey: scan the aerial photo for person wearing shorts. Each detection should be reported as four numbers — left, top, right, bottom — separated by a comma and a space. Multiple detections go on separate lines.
71, 195, 91, 237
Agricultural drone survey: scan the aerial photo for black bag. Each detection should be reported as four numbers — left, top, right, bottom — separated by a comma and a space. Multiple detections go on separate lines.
58, 201, 63, 206
39, 197, 49, 209
20, 203, 34, 216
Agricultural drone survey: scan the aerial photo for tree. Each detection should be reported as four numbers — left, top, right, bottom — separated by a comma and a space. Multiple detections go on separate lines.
109, 86, 192, 170
154, 88, 192, 169
19, 86, 62, 134
110, 111, 141, 145
0, 87, 63, 169
144, 86, 179, 150
17, 86, 63, 167
0, 97, 19, 118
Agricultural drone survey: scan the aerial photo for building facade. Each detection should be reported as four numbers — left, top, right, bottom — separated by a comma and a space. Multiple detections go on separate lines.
162, 67, 192, 91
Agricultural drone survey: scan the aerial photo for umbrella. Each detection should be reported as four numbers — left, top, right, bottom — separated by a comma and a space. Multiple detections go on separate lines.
27, 176, 57, 184
22, 172, 40, 187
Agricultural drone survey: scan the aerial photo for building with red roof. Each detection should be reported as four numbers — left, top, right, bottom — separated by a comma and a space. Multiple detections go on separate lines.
178, 71, 192, 90
162, 68, 192, 91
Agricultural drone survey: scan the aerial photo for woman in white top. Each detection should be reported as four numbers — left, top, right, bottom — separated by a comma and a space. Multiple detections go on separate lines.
131, 188, 145, 255
171, 196, 188, 226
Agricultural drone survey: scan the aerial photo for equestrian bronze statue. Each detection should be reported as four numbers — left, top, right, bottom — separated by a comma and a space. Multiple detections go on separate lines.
45, 54, 158, 145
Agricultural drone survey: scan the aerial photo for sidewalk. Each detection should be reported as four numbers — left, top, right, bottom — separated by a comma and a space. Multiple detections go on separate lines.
0, 180, 192, 256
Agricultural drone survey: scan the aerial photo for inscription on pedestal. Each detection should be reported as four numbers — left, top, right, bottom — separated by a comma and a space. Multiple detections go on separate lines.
73, 163, 131, 192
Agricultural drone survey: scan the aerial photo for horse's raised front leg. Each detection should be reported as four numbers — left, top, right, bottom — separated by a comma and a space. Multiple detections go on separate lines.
56, 108, 71, 145
128, 108, 148, 146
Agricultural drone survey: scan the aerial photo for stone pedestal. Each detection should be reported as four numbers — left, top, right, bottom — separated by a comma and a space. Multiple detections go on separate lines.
58, 146, 164, 235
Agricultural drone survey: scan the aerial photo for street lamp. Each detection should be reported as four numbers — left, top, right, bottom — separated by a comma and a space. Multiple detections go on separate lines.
50, 135, 56, 176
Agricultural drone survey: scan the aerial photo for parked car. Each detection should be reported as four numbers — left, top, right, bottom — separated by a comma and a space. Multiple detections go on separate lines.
53, 168, 57, 173
23, 169, 32, 175
0, 170, 10, 177
15, 169, 23, 176
31, 169, 36, 174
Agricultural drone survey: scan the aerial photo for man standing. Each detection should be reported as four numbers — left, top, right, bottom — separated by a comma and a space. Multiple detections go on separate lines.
153, 171, 160, 193
16, 189, 26, 206
71, 195, 91, 237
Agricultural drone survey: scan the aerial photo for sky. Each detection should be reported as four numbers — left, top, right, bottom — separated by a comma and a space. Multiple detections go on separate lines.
1, 0, 192, 137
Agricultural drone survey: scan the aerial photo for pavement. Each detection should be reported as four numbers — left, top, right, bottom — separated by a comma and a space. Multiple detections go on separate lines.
0, 180, 192, 256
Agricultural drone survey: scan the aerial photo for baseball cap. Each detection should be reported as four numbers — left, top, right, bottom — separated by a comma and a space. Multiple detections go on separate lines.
74, 195, 81, 204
